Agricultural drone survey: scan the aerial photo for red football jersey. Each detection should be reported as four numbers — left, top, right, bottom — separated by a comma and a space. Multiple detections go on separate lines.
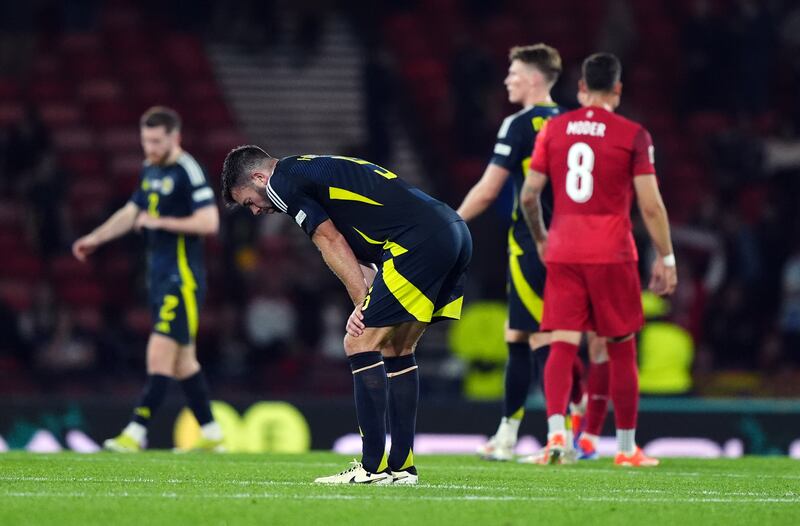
530, 106, 656, 263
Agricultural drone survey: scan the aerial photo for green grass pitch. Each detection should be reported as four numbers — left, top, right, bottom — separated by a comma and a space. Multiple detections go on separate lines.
1, 452, 798, 525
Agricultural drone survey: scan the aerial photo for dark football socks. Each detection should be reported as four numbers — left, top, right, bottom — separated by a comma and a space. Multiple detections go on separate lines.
179, 370, 214, 426
503, 342, 532, 419
349, 351, 388, 473
132, 374, 171, 426
385, 354, 419, 472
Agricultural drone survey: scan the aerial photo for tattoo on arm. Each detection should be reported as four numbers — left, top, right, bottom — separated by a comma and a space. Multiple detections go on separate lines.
520, 183, 547, 242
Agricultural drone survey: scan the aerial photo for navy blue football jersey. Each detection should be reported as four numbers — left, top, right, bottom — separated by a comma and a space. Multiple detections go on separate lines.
489, 103, 562, 255
265, 155, 462, 264
129, 152, 214, 294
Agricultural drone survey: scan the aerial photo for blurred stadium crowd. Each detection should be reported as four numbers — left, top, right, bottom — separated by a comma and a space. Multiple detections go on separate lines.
0, 0, 799, 397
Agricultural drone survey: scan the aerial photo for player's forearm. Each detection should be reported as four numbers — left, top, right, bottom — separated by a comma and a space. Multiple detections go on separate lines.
91, 203, 138, 244
315, 234, 369, 305
457, 186, 495, 222
520, 184, 547, 243
640, 202, 674, 258
157, 207, 219, 236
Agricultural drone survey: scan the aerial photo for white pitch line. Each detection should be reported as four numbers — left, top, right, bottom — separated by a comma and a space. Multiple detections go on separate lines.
1, 491, 799, 504
446, 463, 800, 481
0, 476, 796, 499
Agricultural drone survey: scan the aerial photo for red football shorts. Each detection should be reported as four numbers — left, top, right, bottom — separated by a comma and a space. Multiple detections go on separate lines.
541, 262, 644, 338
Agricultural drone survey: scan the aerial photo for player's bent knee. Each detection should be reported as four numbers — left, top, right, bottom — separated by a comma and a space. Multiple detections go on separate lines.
343, 333, 376, 356
175, 359, 200, 379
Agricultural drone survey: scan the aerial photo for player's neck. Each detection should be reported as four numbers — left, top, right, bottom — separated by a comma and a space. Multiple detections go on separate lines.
165, 147, 183, 165
266, 157, 278, 177
583, 93, 617, 113
523, 90, 553, 108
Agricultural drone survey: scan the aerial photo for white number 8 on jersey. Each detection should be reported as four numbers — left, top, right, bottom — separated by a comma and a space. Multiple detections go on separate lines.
566, 142, 594, 203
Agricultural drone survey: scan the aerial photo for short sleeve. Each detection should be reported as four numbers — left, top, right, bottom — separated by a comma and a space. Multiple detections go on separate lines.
267, 171, 330, 237
489, 115, 529, 171
129, 169, 147, 209
632, 127, 656, 177
177, 155, 215, 210
529, 120, 551, 174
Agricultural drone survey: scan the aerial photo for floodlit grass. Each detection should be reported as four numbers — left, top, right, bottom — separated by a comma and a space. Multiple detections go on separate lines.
1, 452, 798, 525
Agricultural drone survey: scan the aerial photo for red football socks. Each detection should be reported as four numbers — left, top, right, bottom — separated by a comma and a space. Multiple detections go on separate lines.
544, 341, 579, 417
584, 361, 609, 435
570, 357, 585, 406
607, 338, 639, 430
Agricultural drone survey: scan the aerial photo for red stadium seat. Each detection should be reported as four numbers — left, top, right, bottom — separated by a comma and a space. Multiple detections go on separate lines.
57, 282, 106, 308
0, 280, 35, 312
86, 102, 137, 128
77, 78, 124, 102
60, 152, 106, 175
39, 103, 83, 128
0, 103, 24, 127
0, 253, 44, 282
52, 127, 96, 151
0, 79, 21, 99
124, 307, 153, 336
97, 127, 140, 153
30, 79, 71, 102
49, 254, 97, 284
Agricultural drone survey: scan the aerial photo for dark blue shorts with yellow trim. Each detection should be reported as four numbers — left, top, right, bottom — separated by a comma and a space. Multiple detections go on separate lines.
149, 279, 205, 345
361, 221, 472, 328
507, 251, 546, 332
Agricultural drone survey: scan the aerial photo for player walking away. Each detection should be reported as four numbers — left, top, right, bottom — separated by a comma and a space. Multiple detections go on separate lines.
521, 53, 677, 467
221, 148, 471, 485
456, 44, 602, 461
72, 107, 224, 452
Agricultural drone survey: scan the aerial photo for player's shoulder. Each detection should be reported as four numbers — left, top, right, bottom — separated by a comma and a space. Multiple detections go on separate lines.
536, 108, 576, 132
603, 109, 646, 132
174, 151, 207, 186
497, 107, 533, 138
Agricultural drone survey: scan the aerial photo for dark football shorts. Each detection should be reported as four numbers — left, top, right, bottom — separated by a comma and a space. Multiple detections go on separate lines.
507, 251, 547, 332
361, 220, 472, 327
149, 279, 205, 345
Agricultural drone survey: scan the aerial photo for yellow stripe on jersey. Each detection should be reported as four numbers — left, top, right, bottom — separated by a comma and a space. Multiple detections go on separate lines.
432, 295, 463, 319
177, 235, 199, 338
353, 228, 408, 257
508, 254, 543, 322
353, 227, 383, 245
330, 155, 397, 179
382, 258, 434, 322
329, 187, 383, 206
507, 228, 525, 256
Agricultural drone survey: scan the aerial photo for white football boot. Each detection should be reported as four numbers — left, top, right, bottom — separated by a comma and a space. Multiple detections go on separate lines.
476, 417, 519, 461
314, 460, 393, 484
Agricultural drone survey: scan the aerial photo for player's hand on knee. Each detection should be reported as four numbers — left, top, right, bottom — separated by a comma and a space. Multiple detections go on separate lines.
346, 304, 365, 337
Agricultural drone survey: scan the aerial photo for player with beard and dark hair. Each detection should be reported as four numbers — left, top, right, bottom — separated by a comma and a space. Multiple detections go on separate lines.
73, 106, 223, 452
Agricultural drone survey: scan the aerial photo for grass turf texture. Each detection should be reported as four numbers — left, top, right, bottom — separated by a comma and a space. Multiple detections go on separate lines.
1, 453, 798, 525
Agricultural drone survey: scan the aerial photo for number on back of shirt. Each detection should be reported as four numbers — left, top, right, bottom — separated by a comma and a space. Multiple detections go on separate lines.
566, 142, 594, 203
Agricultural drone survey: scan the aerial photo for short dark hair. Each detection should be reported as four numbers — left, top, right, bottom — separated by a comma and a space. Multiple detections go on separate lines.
582, 53, 622, 92
509, 44, 562, 85
140, 106, 181, 133
220, 145, 272, 206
